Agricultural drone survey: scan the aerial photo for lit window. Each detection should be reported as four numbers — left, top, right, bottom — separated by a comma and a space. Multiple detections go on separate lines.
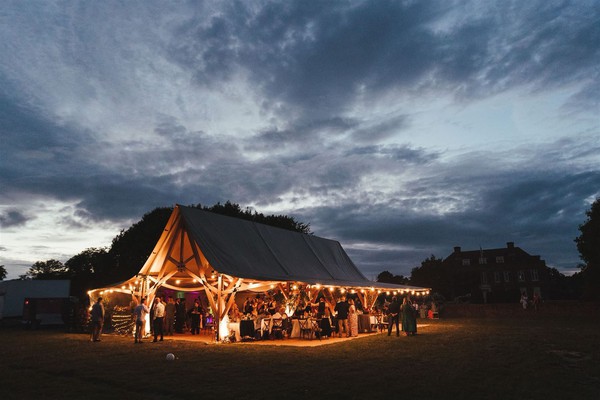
504, 271, 510, 282
496, 256, 504, 263
530, 269, 539, 281
479, 257, 487, 265
518, 271, 525, 282
462, 259, 471, 266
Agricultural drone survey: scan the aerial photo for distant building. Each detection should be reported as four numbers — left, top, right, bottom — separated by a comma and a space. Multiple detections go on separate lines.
0, 279, 71, 323
443, 242, 548, 303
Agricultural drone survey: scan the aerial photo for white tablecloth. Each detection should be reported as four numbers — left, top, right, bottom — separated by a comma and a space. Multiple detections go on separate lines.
227, 322, 241, 342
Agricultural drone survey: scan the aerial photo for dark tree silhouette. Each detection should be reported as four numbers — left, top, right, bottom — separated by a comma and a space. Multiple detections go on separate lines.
409, 255, 451, 299
21, 259, 67, 280
376, 270, 409, 285
575, 197, 600, 300
108, 206, 174, 283
0, 265, 6, 280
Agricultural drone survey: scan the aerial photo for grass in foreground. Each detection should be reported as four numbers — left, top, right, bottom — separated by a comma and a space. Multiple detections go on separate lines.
1, 316, 599, 399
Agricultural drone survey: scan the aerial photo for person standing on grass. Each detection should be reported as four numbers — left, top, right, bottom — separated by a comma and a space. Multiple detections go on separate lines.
165, 296, 176, 335
348, 298, 359, 337
152, 297, 165, 342
134, 297, 149, 343
520, 292, 529, 310
90, 297, 105, 342
401, 296, 417, 336
189, 299, 203, 335
387, 296, 400, 337
334, 296, 350, 337
532, 293, 541, 311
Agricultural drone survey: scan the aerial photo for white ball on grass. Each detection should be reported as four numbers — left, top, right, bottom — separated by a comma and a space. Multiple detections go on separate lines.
166, 353, 175, 361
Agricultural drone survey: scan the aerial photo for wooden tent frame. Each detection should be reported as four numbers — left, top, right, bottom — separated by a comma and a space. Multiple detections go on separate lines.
90, 206, 429, 341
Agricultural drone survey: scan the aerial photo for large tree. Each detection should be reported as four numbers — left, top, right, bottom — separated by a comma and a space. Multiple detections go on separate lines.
376, 270, 409, 285
0, 265, 6, 280
575, 197, 600, 300
409, 255, 451, 299
64, 247, 113, 297
21, 259, 68, 280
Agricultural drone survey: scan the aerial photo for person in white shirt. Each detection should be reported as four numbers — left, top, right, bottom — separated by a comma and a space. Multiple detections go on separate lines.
133, 298, 149, 343
153, 297, 166, 342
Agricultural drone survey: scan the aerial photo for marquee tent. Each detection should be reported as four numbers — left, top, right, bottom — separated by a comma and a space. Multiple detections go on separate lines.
90, 205, 429, 340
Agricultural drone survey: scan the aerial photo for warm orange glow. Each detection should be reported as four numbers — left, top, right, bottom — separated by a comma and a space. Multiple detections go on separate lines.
219, 315, 230, 341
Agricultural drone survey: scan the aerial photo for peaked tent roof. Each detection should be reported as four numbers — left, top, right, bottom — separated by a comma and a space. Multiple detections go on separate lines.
177, 205, 424, 290
92, 205, 428, 299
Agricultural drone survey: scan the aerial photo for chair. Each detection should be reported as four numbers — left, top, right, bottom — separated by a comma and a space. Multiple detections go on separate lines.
374, 314, 387, 333
271, 318, 284, 339
202, 315, 215, 334
259, 318, 271, 340
311, 319, 322, 341
299, 319, 313, 339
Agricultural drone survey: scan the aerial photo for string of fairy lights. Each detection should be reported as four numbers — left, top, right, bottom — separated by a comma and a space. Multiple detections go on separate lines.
111, 306, 134, 335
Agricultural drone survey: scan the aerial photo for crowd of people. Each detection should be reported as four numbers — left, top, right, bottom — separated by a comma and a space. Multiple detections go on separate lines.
90, 292, 431, 342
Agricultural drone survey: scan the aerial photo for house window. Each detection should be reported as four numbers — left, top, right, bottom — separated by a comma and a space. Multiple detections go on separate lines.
530, 269, 539, 281
481, 272, 488, 284
496, 256, 504, 263
462, 259, 471, 266
479, 257, 487, 265
504, 271, 510, 282
518, 270, 525, 282
494, 271, 501, 283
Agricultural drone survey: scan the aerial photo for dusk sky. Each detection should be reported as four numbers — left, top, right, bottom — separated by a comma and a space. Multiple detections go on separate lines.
1, 0, 599, 281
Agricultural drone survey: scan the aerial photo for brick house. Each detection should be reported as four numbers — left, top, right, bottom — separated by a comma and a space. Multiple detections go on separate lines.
443, 242, 548, 303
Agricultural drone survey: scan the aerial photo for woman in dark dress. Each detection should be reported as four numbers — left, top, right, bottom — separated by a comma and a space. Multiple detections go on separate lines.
401, 297, 417, 336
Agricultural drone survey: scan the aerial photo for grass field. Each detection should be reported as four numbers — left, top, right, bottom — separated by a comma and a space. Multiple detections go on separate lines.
1, 316, 599, 399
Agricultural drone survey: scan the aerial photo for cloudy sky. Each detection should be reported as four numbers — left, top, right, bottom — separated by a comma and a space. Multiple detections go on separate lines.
1, 0, 599, 281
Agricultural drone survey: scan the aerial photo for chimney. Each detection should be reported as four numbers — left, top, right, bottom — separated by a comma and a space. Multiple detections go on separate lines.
507, 242, 514, 249
454, 246, 461, 253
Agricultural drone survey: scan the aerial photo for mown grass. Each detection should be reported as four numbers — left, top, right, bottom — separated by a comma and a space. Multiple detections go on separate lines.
1, 316, 599, 399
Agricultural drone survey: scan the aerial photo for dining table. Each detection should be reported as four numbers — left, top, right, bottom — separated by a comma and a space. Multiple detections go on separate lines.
239, 319, 255, 338
358, 314, 375, 333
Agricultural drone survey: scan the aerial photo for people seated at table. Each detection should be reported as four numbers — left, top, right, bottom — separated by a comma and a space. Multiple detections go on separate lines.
293, 303, 305, 318
243, 298, 255, 315
267, 297, 277, 315
252, 307, 268, 338
272, 306, 287, 320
